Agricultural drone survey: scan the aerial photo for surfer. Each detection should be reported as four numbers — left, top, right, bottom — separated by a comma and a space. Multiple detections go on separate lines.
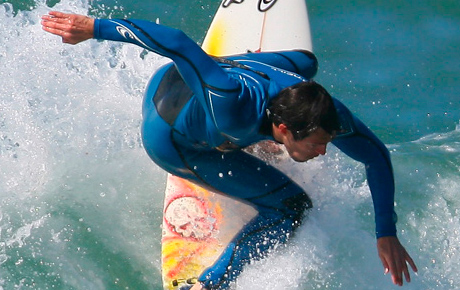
41, 12, 418, 289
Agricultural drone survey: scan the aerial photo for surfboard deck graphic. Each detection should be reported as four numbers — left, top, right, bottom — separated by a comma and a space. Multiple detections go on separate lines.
161, 1, 313, 289
202, 0, 312, 56
161, 175, 257, 290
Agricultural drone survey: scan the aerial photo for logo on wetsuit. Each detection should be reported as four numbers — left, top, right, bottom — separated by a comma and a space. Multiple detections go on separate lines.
222, 0, 278, 12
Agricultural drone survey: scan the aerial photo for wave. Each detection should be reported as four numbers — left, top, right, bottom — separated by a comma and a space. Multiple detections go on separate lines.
1, 1, 459, 289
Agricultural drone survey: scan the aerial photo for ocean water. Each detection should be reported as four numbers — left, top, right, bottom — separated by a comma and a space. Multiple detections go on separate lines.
0, 0, 459, 289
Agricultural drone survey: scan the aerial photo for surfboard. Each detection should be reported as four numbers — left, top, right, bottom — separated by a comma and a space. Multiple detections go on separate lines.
202, 0, 312, 56
161, 1, 313, 289
161, 175, 258, 290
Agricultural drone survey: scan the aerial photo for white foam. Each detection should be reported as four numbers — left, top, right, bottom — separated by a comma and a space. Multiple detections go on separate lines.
0, 2, 167, 287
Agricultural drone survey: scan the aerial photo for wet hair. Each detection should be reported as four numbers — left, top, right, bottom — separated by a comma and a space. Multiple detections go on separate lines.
268, 80, 340, 140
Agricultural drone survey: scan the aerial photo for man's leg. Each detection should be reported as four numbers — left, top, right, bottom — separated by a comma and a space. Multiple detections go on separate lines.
175, 146, 312, 289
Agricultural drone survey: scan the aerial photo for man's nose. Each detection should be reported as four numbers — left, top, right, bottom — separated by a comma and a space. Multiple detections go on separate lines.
315, 144, 327, 155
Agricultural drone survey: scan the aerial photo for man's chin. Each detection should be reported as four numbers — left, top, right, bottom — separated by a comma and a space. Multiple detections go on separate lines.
290, 155, 315, 163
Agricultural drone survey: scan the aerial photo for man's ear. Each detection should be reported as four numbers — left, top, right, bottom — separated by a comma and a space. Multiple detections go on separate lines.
272, 123, 290, 144
277, 123, 289, 135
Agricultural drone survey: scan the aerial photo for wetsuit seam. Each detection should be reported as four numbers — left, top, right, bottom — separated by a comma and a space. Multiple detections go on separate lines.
203, 82, 241, 93
273, 52, 301, 74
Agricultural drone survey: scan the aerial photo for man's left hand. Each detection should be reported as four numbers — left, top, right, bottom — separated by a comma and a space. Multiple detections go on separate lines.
377, 236, 418, 286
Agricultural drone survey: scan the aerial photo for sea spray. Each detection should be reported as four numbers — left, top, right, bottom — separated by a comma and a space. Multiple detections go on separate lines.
1, 1, 167, 288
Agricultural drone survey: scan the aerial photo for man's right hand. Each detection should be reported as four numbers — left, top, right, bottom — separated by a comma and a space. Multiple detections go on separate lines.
41, 11, 94, 45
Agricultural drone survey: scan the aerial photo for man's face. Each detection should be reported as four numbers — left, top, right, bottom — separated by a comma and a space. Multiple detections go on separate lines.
283, 127, 335, 162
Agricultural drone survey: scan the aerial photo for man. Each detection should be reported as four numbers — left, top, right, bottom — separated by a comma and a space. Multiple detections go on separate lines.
41, 11, 417, 290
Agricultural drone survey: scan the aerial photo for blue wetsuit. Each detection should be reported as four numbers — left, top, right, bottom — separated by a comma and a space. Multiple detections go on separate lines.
94, 19, 397, 289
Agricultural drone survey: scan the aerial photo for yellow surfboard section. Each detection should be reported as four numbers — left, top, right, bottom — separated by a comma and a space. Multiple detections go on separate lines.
161, 175, 257, 290
201, 19, 227, 57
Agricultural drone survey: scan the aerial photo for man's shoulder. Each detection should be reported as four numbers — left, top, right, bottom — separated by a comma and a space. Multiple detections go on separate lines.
332, 98, 356, 138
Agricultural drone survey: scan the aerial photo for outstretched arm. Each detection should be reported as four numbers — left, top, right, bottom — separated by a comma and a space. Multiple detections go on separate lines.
331, 100, 417, 285
41, 12, 247, 136
41, 12, 234, 92
332, 99, 397, 238
41, 11, 94, 44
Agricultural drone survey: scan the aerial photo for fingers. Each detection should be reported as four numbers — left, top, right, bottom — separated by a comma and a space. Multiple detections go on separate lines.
377, 236, 418, 286
389, 259, 404, 286
41, 25, 64, 40
380, 252, 399, 285
404, 251, 418, 282
41, 12, 69, 38
42, 11, 68, 26
389, 249, 419, 286
41, 11, 95, 45
403, 265, 411, 284
41, 12, 77, 28
406, 252, 418, 273
391, 249, 408, 285
397, 247, 419, 284
381, 258, 390, 275
47, 11, 70, 18
42, 11, 66, 21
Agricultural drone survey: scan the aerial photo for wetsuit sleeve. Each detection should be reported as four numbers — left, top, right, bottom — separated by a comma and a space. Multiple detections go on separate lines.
93, 19, 255, 140
331, 100, 397, 239
93, 19, 238, 92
